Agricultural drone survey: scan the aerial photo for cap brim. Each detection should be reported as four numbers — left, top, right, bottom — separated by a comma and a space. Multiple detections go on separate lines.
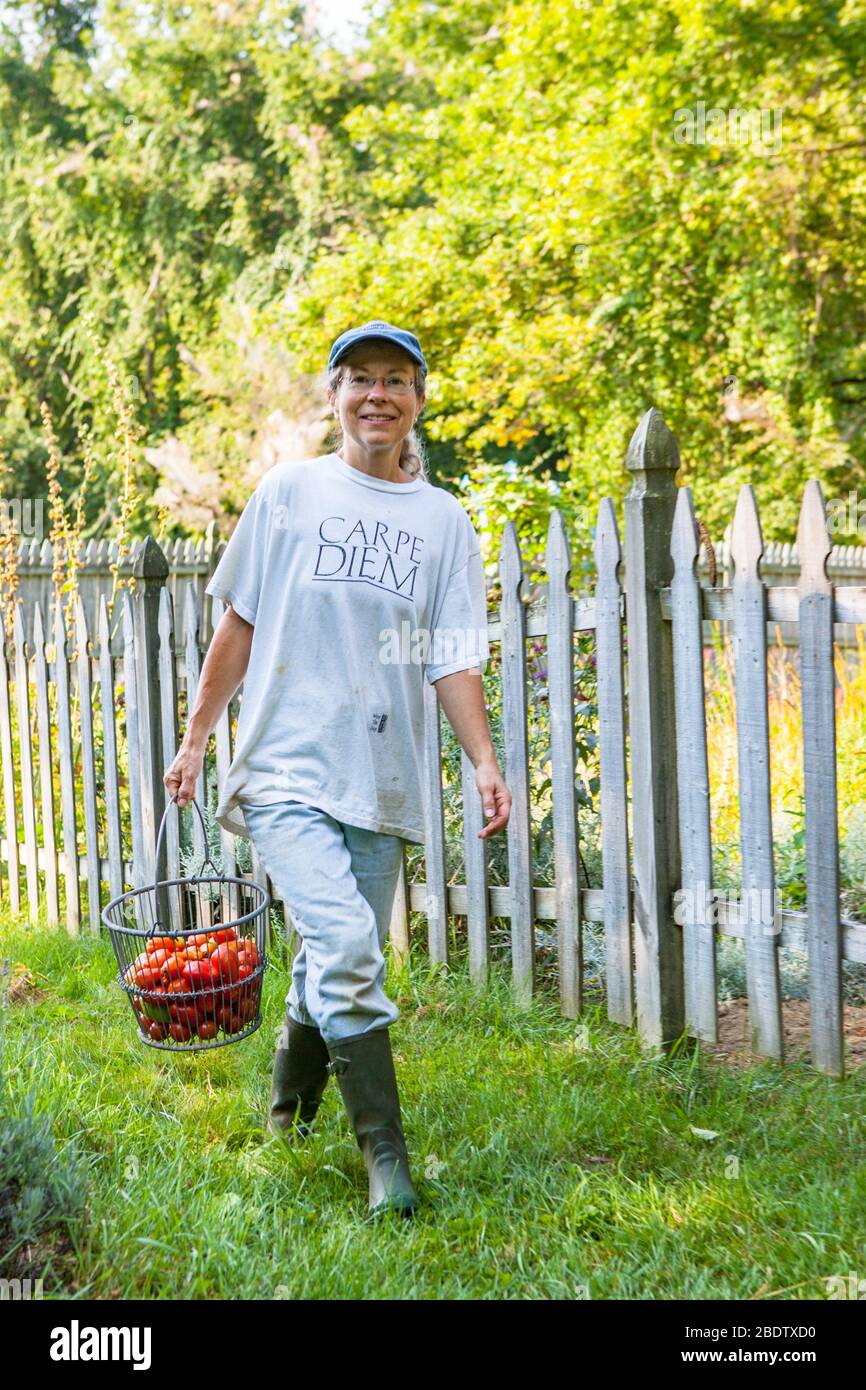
331, 333, 424, 369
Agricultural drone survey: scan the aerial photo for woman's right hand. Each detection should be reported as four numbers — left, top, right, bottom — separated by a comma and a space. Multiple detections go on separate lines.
163, 742, 205, 808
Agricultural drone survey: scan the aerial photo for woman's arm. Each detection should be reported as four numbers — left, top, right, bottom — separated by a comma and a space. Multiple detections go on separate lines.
432, 667, 512, 838
163, 605, 255, 806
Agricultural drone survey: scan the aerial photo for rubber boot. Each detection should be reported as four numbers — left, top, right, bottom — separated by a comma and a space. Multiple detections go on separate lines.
326, 1027, 420, 1217
267, 1012, 331, 1141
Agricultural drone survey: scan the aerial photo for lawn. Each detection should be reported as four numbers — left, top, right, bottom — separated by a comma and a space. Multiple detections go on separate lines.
2, 913, 864, 1301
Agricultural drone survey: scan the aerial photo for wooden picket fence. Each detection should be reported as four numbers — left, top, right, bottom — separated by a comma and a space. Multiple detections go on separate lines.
1, 407, 864, 1076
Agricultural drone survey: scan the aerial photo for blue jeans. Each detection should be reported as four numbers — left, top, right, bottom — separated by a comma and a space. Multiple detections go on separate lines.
240, 799, 405, 1045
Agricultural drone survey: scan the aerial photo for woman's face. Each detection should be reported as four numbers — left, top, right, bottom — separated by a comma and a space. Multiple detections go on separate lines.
329, 343, 425, 451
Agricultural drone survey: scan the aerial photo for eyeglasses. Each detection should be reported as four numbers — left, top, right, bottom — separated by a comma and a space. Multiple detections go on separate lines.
343, 371, 416, 395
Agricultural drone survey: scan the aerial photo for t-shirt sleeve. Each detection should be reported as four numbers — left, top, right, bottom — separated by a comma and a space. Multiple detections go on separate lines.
424, 512, 490, 685
204, 485, 270, 626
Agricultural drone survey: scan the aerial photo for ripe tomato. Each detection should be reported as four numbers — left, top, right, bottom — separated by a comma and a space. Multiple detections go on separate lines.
133, 964, 162, 991
169, 1019, 193, 1043
218, 1005, 244, 1035
238, 940, 259, 969
146, 936, 178, 956
210, 942, 241, 983
197, 1020, 218, 1041
181, 958, 214, 994
169, 1001, 199, 1029
147, 1020, 168, 1041
209, 927, 237, 946
160, 951, 187, 984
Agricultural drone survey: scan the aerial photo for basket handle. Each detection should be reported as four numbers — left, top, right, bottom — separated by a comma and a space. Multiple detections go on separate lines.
155, 791, 222, 886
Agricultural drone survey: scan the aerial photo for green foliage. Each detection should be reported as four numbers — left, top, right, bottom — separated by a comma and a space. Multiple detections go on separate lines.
2, 0, 865, 555
0, 1088, 90, 1273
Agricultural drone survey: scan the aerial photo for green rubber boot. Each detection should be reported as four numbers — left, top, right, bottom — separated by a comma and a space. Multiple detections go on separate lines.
267, 1012, 331, 1141
326, 1027, 420, 1218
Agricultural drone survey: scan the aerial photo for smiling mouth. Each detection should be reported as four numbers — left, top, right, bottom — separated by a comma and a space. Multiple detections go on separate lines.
361, 414, 397, 422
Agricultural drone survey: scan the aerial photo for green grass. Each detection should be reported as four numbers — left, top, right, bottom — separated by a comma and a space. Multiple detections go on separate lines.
1, 913, 864, 1300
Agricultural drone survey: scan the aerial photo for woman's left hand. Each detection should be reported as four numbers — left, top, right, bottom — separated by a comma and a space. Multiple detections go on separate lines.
475, 760, 512, 838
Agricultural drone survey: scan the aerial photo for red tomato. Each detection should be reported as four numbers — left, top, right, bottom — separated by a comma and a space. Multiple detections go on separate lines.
181, 958, 214, 993
160, 951, 187, 984
169, 1020, 193, 1043
147, 1020, 168, 1041
133, 964, 162, 991
209, 927, 237, 946
210, 943, 241, 983
197, 1020, 218, 1041
218, 1005, 244, 1035
169, 1001, 199, 1030
146, 936, 178, 956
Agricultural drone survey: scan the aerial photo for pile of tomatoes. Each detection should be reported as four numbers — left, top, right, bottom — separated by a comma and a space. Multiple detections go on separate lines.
123, 925, 261, 1043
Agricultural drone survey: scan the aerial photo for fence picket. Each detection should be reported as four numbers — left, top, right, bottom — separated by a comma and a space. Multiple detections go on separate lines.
500, 521, 534, 1005
13, 602, 39, 924
623, 409, 683, 1049
547, 509, 581, 1017
98, 596, 124, 905
209, 596, 238, 926
33, 602, 59, 926
188, 588, 213, 932
670, 488, 717, 1041
730, 484, 783, 1060
461, 737, 489, 985
122, 589, 147, 930
462, 530, 492, 987
54, 601, 80, 932
796, 481, 843, 1076
0, 612, 20, 915
158, 586, 183, 932
594, 499, 632, 1026
422, 678, 449, 963
75, 596, 101, 933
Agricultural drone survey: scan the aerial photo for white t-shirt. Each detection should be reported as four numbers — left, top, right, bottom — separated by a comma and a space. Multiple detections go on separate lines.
204, 451, 490, 844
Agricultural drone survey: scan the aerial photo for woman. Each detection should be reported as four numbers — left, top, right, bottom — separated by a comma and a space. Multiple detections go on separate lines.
164, 320, 512, 1218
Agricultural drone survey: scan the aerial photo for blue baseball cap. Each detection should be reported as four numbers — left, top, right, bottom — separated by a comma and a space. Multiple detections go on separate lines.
328, 320, 427, 373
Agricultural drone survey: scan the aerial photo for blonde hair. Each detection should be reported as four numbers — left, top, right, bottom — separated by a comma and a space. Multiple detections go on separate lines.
325, 360, 430, 482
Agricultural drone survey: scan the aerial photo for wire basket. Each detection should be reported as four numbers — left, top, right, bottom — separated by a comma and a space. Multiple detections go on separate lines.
103, 793, 271, 1052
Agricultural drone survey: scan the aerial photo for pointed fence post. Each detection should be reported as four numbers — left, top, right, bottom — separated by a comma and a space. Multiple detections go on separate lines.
670, 488, 717, 1041
797, 481, 843, 1077
730, 484, 783, 1061
623, 408, 684, 1050
132, 538, 170, 919
595, 499, 632, 1026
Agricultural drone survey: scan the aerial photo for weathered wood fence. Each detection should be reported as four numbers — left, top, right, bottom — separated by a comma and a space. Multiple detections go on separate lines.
2, 408, 864, 1075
